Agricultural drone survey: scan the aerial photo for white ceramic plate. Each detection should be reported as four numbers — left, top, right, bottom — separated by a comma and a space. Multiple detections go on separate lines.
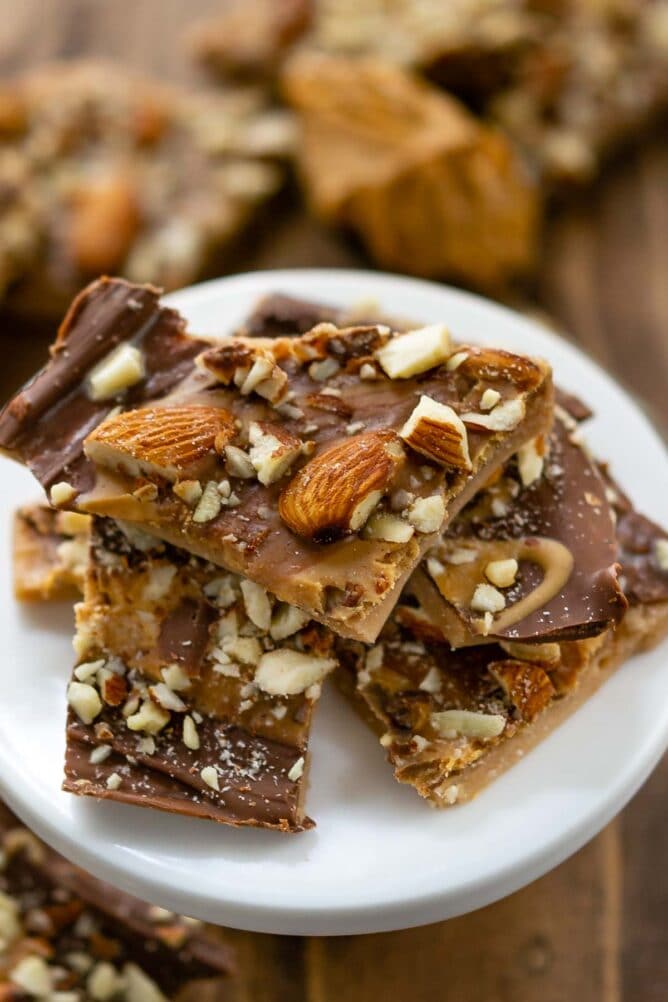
0, 270, 666, 936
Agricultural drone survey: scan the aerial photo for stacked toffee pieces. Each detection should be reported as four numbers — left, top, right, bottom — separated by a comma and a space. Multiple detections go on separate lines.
3, 282, 668, 831
0, 800, 234, 998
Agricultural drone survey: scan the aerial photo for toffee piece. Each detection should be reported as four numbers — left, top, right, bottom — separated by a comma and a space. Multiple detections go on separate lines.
0, 60, 294, 318
0, 278, 553, 642
336, 481, 668, 807
13, 504, 90, 601
0, 800, 234, 999
405, 411, 626, 646
64, 518, 335, 832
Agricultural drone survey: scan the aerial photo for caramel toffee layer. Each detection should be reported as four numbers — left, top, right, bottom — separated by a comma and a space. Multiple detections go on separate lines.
13, 504, 90, 601
66, 517, 330, 830
0, 278, 552, 641
0, 800, 234, 997
407, 412, 626, 645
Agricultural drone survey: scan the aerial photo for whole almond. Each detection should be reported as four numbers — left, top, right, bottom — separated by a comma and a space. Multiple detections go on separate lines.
69, 173, 140, 274
85, 405, 236, 483
278, 430, 405, 542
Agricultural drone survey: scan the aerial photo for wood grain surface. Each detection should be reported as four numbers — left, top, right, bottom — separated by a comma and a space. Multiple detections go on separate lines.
0, 4, 666, 1001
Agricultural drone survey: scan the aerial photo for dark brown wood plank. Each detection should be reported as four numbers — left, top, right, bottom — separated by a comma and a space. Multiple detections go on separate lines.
305, 826, 622, 1002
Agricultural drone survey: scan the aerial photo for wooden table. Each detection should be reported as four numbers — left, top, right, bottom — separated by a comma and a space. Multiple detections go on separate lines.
1, 4, 666, 1000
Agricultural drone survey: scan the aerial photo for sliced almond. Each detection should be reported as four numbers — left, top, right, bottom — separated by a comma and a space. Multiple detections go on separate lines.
85, 406, 235, 483
224, 444, 255, 479
255, 649, 336, 695
240, 579, 272, 631
149, 683, 187, 713
485, 558, 518, 588
49, 481, 77, 507
192, 481, 222, 523
400, 395, 472, 471
270, 604, 310, 641
431, 709, 505, 741
199, 342, 288, 403
279, 430, 405, 542
248, 421, 303, 486
461, 396, 526, 432
375, 325, 451, 379
173, 479, 203, 506
67, 681, 102, 725
489, 660, 555, 722
88, 344, 145, 401
362, 511, 414, 543
407, 494, 446, 534
471, 583, 506, 613
126, 698, 170, 735
517, 437, 544, 487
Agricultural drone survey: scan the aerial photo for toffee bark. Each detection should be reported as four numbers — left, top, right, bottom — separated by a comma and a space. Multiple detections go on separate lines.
405, 410, 626, 646
336, 482, 668, 807
64, 519, 335, 832
0, 801, 234, 999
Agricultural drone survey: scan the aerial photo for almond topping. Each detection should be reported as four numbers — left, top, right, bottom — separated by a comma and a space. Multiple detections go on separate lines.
288, 756, 305, 782
278, 430, 404, 542
241, 579, 272, 631
200, 766, 219, 790
88, 344, 145, 401
149, 683, 187, 713
517, 437, 544, 487
126, 698, 170, 734
431, 709, 505, 741
471, 583, 506, 613
362, 511, 414, 543
183, 715, 200, 751
173, 479, 203, 506
49, 481, 77, 507
67, 681, 102, 725
485, 558, 518, 588
85, 405, 235, 483
270, 604, 310, 641
255, 649, 336, 695
400, 395, 472, 470
461, 396, 526, 432
480, 388, 501, 410
248, 421, 302, 486
199, 342, 288, 404
224, 444, 255, 479
192, 481, 222, 523
407, 494, 446, 534
375, 325, 451, 379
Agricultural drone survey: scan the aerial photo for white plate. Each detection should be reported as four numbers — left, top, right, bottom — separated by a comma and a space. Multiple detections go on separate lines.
0, 270, 666, 936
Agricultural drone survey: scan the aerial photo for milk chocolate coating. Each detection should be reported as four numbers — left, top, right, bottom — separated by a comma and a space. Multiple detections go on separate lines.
426, 415, 627, 642
0, 277, 206, 489
242, 292, 343, 336
0, 800, 235, 993
600, 469, 668, 606
65, 709, 312, 832
158, 597, 217, 674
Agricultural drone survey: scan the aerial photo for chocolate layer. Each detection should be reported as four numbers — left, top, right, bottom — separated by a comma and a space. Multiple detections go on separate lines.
158, 597, 217, 674
601, 470, 668, 606
0, 800, 234, 995
65, 709, 312, 832
411, 412, 626, 643
242, 292, 343, 337
0, 277, 206, 490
